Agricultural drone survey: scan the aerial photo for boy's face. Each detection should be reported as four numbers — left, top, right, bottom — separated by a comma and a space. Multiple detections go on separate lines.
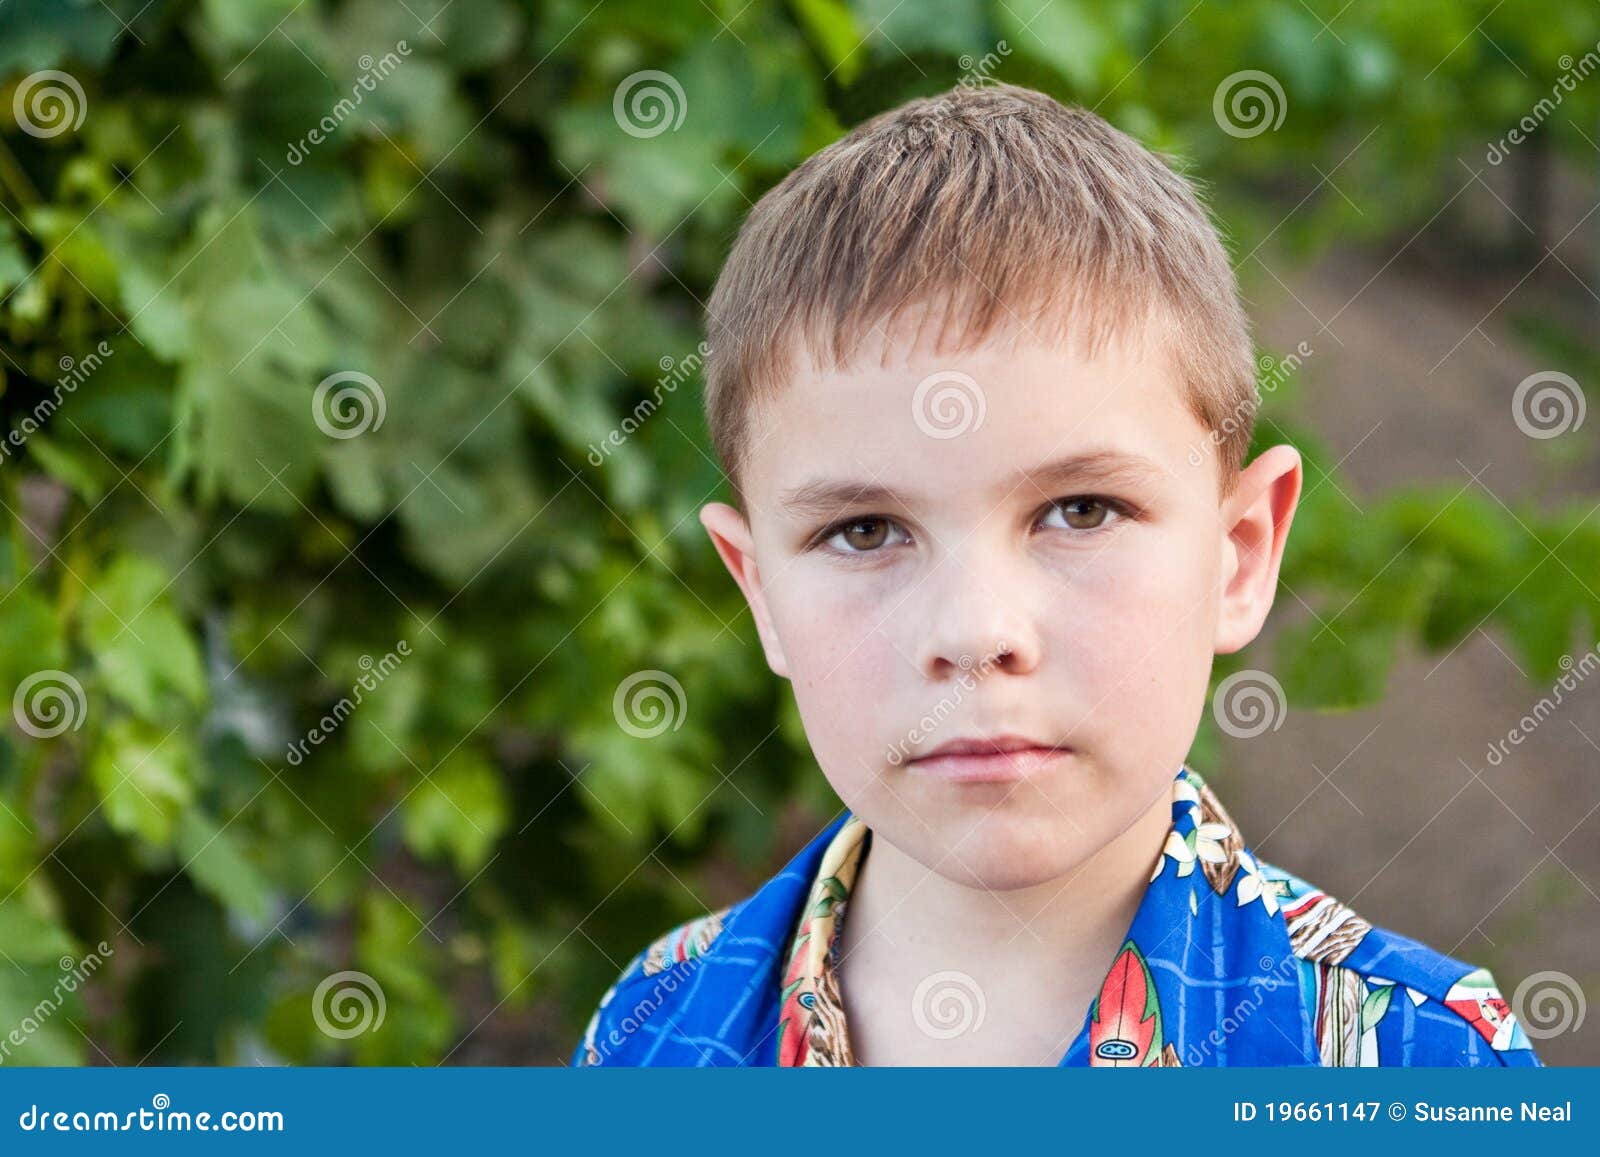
701, 313, 1301, 893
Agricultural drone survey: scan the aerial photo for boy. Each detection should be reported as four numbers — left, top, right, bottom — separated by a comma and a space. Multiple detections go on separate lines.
571, 83, 1540, 1067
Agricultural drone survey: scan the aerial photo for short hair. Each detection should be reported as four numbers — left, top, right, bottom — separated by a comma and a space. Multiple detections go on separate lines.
701, 82, 1257, 507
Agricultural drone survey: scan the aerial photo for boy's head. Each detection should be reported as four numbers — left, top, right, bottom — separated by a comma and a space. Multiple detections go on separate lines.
698, 83, 1302, 893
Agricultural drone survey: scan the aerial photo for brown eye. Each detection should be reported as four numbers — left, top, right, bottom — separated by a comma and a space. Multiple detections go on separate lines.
838, 519, 890, 551
1044, 497, 1124, 532
1061, 499, 1106, 528
818, 516, 907, 555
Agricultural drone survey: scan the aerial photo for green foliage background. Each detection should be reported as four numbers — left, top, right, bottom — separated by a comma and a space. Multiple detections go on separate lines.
0, 0, 1595, 1063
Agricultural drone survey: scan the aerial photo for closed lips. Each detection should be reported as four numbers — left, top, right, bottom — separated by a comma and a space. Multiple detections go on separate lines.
906, 736, 1072, 783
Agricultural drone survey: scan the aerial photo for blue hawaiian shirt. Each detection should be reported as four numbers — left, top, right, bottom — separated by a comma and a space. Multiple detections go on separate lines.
571, 765, 1541, 1067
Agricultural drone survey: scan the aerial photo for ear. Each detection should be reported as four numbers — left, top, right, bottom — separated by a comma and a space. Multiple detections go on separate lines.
1214, 443, 1302, 655
699, 502, 791, 679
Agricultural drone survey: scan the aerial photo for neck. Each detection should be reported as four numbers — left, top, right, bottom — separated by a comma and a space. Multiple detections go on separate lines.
834, 784, 1175, 1064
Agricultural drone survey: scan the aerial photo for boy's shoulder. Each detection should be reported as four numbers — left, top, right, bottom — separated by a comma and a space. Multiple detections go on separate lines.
628, 904, 734, 979
1255, 857, 1540, 1065
569, 898, 754, 1066
587, 900, 736, 1000
571, 813, 853, 1066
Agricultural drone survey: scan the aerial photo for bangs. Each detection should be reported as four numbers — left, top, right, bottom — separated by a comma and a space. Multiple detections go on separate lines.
703, 84, 1256, 507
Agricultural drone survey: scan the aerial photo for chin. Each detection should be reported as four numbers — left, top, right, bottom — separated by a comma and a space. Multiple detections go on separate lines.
912, 808, 1100, 893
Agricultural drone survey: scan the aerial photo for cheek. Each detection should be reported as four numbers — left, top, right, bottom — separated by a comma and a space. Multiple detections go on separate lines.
765, 569, 902, 778
1079, 535, 1216, 649
1046, 530, 1220, 735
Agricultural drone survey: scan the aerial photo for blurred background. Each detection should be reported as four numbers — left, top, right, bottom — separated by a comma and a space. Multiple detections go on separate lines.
0, 0, 1595, 1066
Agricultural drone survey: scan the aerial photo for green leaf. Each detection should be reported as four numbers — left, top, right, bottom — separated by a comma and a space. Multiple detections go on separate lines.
0, 899, 79, 965
1277, 556, 1443, 711
849, 0, 984, 59
200, 0, 305, 51
401, 749, 510, 874
488, 920, 553, 1008
438, 0, 525, 71
157, 205, 331, 510
348, 891, 454, 1064
0, 963, 87, 1065
791, 0, 865, 85
320, 432, 388, 521
1361, 983, 1393, 1030
0, 0, 123, 74
0, 586, 66, 698
174, 809, 274, 922
996, 0, 1110, 91
572, 725, 712, 847
22, 432, 107, 503
23, 208, 121, 304
88, 718, 194, 848
81, 554, 206, 721
0, 219, 28, 297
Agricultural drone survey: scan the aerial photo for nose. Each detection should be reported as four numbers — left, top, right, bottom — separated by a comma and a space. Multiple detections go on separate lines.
912, 548, 1042, 682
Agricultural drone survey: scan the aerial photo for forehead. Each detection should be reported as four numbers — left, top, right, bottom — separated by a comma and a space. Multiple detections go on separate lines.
740, 316, 1212, 517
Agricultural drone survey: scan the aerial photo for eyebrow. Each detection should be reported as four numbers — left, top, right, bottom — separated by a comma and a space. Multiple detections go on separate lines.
776, 450, 1167, 520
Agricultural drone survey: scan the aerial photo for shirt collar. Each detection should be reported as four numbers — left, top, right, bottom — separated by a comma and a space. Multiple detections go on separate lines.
771, 765, 1319, 1066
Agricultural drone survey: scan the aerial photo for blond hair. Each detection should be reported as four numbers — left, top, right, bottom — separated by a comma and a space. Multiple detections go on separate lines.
702, 82, 1257, 506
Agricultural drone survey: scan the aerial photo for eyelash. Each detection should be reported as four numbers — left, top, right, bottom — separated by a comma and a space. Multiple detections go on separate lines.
808, 495, 1139, 556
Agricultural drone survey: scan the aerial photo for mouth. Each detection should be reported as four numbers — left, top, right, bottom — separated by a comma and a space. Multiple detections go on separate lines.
904, 735, 1072, 784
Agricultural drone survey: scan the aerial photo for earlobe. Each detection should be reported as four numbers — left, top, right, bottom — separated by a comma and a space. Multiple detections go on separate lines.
1214, 444, 1303, 655
698, 502, 791, 678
